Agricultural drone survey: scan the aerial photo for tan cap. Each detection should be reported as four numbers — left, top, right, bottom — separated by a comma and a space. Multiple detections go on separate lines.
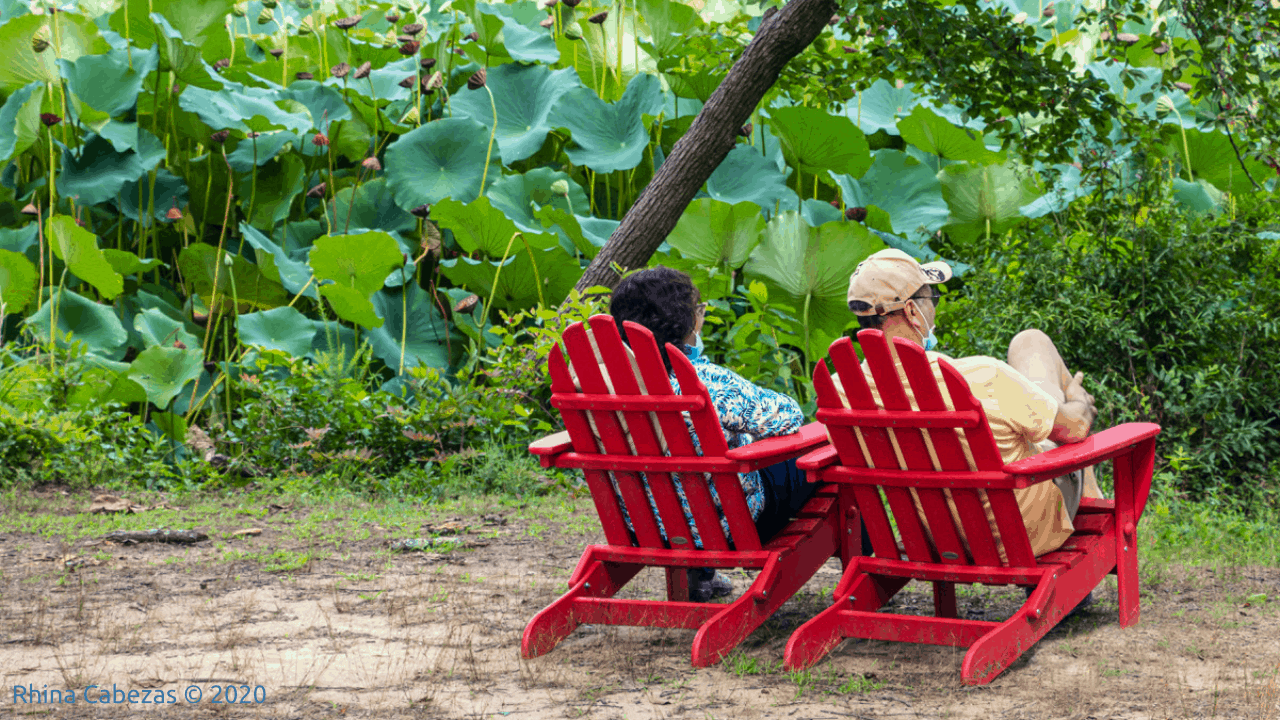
847, 248, 952, 316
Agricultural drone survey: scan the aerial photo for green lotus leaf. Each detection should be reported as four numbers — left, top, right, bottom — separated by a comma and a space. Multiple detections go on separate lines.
486, 167, 590, 233
322, 58, 417, 103
280, 81, 352, 131
743, 212, 887, 359
1019, 164, 1090, 218
0, 249, 37, 314
325, 178, 416, 236
433, 196, 559, 257
0, 225, 38, 263
450, 64, 580, 164
831, 150, 951, 241
239, 222, 316, 299
128, 345, 206, 408
235, 154, 306, 228
238, 306, 316, 357
309, 320, 358, 364
367, 282, 454, 374
1171, 177, 1222, 214
0, 81, 43, 162
60, 47, 158, 117
103, 249, 164, 277
118, 167, 189, 224
148, 411, 187, 443
385, 117, 497, 211
146, 13, 227, 91
439, 246, 580, 313
1158, 127, 1270, 196
0, 13, 111, 94
939, 162, 1042, 246
110, 0, 229, 55
25, 288, 129, 359
800, 199, 843, 227
897, 105, 1004, 164
134, 307, 199, 349
46, 215, 124, 300
549, 72, 663, 173
318, 284, 383, 329
769, 105, 872, 180
178, 243, 290, 312
554, 11, 652, 103
67, 365, 148, 409
310, 231, 404, 328
665, 66, 726, 104
635, 0, 703, 58
58, 131, 165, 207
476, 1, 559, 64
846, 79, 920, 135
226, 131, 300, 172
532, 205, 597, 259
179, 84, 311, 134
667, 198, 764, 273
705, 144, 792, 211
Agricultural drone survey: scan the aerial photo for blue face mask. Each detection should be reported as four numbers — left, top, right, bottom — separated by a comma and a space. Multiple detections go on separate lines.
910, 299, 938, 352
693, 333, 704, 353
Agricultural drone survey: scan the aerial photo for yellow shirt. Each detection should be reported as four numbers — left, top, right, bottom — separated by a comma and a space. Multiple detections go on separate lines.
831, 352, 1078, 557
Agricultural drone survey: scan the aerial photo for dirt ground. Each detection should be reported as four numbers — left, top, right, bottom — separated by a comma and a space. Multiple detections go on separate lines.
2, 492, 1279, 720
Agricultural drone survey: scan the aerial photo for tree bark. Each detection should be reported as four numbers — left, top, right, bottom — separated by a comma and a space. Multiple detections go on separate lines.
572, 0, 839, 293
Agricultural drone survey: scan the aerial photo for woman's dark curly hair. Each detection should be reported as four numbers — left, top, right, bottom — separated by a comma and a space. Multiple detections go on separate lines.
610, 266, 700, 374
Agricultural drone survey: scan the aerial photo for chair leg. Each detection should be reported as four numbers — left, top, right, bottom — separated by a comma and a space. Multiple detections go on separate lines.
933, 581, 957, 619
1116, 525, 1140, 627
783, 565, 909, 671
521, 558, 643, 659
666, 566, 690, 602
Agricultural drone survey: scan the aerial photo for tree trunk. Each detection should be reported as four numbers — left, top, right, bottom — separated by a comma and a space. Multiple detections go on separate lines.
572, 0, 839, 293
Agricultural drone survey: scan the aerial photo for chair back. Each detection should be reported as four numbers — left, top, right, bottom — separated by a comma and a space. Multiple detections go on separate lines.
815, 330, 1037, 568
548, 315, 763, 552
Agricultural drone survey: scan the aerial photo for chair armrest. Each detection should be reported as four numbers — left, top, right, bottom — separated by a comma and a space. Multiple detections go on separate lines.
528, 430, 572, 468
1004, 422, 1162, 482
725, 421, 830, 471
796, 445, 840, 473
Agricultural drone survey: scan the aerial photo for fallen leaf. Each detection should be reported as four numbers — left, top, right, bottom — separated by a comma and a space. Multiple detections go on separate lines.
232, 528, 262, 537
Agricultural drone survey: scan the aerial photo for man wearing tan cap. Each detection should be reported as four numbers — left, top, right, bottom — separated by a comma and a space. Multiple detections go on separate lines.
834, 248, 1101, 558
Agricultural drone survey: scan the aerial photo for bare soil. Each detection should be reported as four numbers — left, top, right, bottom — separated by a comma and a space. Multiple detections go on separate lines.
2, 493, 1279, 720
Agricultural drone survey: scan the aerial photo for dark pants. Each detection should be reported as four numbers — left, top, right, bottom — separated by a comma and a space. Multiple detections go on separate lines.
753, 458, 819, 543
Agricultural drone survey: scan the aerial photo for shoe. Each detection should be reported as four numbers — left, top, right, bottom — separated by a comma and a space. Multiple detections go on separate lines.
688, 568, 733, 602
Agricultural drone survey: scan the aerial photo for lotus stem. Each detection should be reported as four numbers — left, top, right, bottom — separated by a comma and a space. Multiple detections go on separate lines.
521, 233, 546, 308
617, 0, 624, 85
484, 231, 522, 320
202, 147, 235, 364
596, 23, 608, 95
399, 269, 408, 375
802, 291, 812, 382
1172, 108, 1193, 182
479, 84, 498, 200
46, 125, 56, 215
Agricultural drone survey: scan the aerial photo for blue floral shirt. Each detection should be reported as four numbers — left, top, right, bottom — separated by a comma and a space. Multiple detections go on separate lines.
619, 343, 804, 547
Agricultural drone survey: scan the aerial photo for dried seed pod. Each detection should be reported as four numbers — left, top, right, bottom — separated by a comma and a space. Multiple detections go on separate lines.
465, 31, 479, 41
397, 34, 415, 43
203, 361, 218, 374
385, 12, 400, 23
543, 0, 559, 7
269, 48, 284, 58
402, 22, 423, 34
362, 156, 382, 172
312, 133, 329, 146
353, 61, 373, 79
588, 11, 608, 24
828, 14, 840, 25
21, 203, 39, 216
257, 7, 274, 24
467, 68, 487, 90
845, 207, 867, 222
295, 71, 314, 80
167, 205, 183, 220
1043, 4, 1055, 17
562, 0, 580, 6
331, 62, 351, 79
1153, 42, 1169, 55
842, 45, 855, 53
423, 223, 442, 255
334, 16, 362, 30
214, 57, 231, 70
540, 16, 554, 28
424, 71, 444, 90
1116, 32, 1140, 44
399, 40, 420, 55
1173, 81, 1192, 92
410, 204, 431, 218
174, 339, 187, 349
454, 295, 480, 313
1099, 30, 1112, 41
210, 129, 230, 144
32, 37, 50, 53
738, 123, 752, 137
306, 182, 327, 198
246, 131, 261, 139
40, 113, 61, 127
829, 200, 841, 209
420, 57, 437, 70
398, 75, 416, 88
400, 106, 420, 124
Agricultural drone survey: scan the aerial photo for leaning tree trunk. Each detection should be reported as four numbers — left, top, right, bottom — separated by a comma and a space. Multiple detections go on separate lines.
572, 0, 840, 293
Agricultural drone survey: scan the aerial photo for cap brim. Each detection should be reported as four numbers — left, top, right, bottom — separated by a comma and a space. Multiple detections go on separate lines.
919, 261, 952, 284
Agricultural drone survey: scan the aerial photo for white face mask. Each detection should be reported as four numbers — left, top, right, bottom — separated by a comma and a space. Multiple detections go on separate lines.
910, 299, 938, 352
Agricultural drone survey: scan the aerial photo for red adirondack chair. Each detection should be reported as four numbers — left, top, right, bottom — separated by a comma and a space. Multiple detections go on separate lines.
523, 315, 846, 666
783, 330, 1160, 684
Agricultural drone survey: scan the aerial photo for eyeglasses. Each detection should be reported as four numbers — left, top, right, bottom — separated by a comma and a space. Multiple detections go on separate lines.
695, 302, 708, 316
911, 289, 943, 307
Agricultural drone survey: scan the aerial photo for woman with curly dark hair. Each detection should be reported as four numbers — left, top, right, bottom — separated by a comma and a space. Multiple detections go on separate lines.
609, 266, 815, 602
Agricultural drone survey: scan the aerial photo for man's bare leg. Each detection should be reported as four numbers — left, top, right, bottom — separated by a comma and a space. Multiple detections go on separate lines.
1007, 329, 1103, 515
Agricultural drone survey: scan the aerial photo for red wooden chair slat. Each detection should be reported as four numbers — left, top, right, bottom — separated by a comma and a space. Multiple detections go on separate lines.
785, 330, 1161, 685
524, 316, 840, 666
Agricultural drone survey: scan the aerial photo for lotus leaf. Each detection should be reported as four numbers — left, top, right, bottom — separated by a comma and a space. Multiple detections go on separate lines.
1020, 163, 1090, 218
326, 178, 417, 236
385, 118, 497, 211
743, 212, 887, 359
939, 162, 1042, 245
1158, 127, 1269, 196
635, 0, 704, 58
226, 131, 300, 171
665, 199, 764, 298
60, 47, 158, 117
149, 411, 187, 443
578, 216, 623, 253
549, 73, 663, 173
896, 105, 1004, 164
533, 205, 597, 259
433, 196, 559, 257
179, 84, 311, 134
554, 23, 639, 103
280, 81, 352, 131
0, 225, 37, 262
134, 307, 199, 349
367, 283, 454, 373
310, 231, 404, 328
178, 243, 290, 312
310, 320, 358, 365
704, 144, 791, 212
128, 345, 206, 408
146, 13, 230, 91
58, 132, 165, 207
768, 105, 872, 180
487, 167, 590, 233
239, 222, 316, 299
238, 306, 317, 357
235, 154, 306, 228
846, 79, 919, 135
440, 246, 579, 313
449, 64, 580, 163
1171, 177, 1222, 214
476, 1, 559, 64
0, 13, 111, 94
103, 249, 164, 277
0, 249, 37, 314
109, 0, 228, 55
831, 150, 951, 241
46, 215, 124, 300
323, 58, 417, 103
68, 365, 148, 409
0, 81, 43, 162
25, 288, 129, 359
119, 168, 190, 224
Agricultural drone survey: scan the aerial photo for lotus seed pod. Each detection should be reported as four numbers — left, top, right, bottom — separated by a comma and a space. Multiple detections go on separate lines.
1043, 4, 1055, 17
31, 37, 49, 53
269, 48, 284, 58
331, 62, 350, 79
334, 16, 361, 30
362, 156, 382, 171
588, 11, 608, 24
231, 2, 248, 16
296, 71, 313, 80
397, 34, 414, 43
353, 61, 373, 79
167, 205, 183, 220
40, 113, 61, 127
540, 16, 554, 28
1173, 81, 1192, 92
828, 14, 839, 25
400, 106, 420, 124
424, 71, 443, 90
306, 182, 327, 198
1099, 30, 1111, 41
399, 40, 420, 55
454, 295, 480, 313
562, 0, 580, 6
214, 57, 231, 70
829, 200, 841, 209
210, 130, 230, 144
738, 123, 752, 137
410, 204, 431, 218
257, 7, 275, 25
1155, 95, 1176, 116
467, 68, 487, 89
261, 0, 277, 8
386, 12, 400, 23
21, 203, 38, 216
312, 132, 329, 146
398, 75, 416, 88
297, 16, 314, 34
420, 57, 437, 70
1153, 42, 1169, 55
564, 24, 583, 40
845, 207, 867, 222
402, 22, 423, 34
1116, 32, 1140, 44
550, 179, 570, 196
465, 31, 479, 41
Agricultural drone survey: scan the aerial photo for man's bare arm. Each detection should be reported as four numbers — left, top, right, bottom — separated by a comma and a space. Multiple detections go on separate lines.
1047, 371, 1096, 444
